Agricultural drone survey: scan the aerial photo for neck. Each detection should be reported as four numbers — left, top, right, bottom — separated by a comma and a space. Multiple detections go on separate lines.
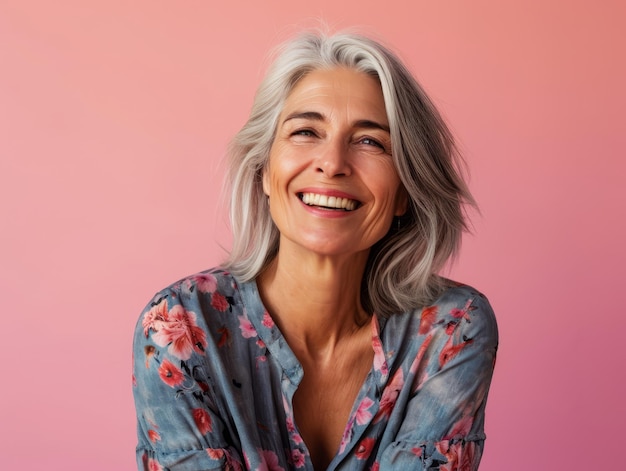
257, 241, 371, 357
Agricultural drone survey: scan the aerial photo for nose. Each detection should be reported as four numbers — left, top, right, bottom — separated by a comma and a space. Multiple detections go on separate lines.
315, 141, 351, 177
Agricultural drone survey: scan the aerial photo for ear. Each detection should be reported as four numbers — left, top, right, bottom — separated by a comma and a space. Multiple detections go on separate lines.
262, 166, 270, 196
394, 186, 409, 216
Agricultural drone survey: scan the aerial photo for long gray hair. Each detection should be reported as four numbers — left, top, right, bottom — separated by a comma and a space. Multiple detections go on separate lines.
223, 31, 475, 316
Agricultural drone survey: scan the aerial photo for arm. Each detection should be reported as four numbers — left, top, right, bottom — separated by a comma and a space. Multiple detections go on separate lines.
379, 291, 498, 470
132, 291, 243, 471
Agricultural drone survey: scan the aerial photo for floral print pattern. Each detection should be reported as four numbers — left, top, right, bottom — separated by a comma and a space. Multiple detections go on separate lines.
133, 269, 498, 470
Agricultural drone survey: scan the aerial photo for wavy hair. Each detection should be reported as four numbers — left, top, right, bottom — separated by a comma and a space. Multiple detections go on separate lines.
223, 30, 475, 316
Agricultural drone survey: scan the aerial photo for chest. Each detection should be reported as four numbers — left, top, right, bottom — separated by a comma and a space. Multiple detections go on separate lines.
292, 349, 374, 469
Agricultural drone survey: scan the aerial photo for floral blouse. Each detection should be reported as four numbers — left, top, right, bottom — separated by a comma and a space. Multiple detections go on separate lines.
133, 268, 498, 470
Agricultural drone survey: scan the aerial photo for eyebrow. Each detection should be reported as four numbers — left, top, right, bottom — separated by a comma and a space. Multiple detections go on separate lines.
282, 111, 390, 133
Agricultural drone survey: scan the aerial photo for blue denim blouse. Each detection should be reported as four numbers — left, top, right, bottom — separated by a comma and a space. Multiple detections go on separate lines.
133, 268, 497, 470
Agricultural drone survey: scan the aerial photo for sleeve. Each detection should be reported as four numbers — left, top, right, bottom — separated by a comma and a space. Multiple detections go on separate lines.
379, 292, 498, 471
132, 291, 244, 471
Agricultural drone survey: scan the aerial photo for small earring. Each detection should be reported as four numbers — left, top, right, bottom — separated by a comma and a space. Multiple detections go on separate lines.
396, 217, 401, 231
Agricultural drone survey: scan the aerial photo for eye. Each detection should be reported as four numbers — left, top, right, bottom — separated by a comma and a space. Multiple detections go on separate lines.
291, 129, 317, 138
357, 136, 389, 154
360, 137, 384, 148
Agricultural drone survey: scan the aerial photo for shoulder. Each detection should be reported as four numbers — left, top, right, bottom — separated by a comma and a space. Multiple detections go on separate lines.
430, 282, 498, 344
382, 281, 498, 351
148, 267, 239, 306
134, 267, 244, 343
139, 267, 243, 319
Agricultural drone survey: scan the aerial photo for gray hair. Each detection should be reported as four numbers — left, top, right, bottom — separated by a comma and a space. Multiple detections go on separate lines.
223, 31, 475, 316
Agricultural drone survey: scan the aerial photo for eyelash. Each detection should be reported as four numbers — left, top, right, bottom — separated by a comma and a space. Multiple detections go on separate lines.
290, 129, 388, 153
359, 137, 384, 149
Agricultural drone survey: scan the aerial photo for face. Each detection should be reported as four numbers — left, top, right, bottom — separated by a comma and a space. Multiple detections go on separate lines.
263, 67, 407, 258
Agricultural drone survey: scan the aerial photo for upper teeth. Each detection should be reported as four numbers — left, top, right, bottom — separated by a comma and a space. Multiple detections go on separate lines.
301, 193, 358, 211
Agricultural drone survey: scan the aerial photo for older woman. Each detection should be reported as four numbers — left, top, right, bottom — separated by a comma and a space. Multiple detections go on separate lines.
133, 31, 497, 471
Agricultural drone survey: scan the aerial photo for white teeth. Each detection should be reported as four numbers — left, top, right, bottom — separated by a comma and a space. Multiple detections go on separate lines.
300, 192, 358, 211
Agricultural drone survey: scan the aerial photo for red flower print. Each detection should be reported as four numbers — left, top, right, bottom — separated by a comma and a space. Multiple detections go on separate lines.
374, 368, 404, 423
370, 462, 380, 471
410, 447, 423, 457
238, 315, 257, 338
218, 326, 230, 348
439, 336, 474, 368
291, 448, 306, 467
437, 439, 476, 471
148, 429, 161, 443
158, 358, 185, 387
193, 273, 218, 293
450, 299, 473, 321
211, 292, 229, 312
419, 305, 438, 334
355, 437, 376, 460
147, 458, 163, 471
193, 408, 213, 435
207, 448, 225, 459
262, 310, 275, 328
152, 305, 208, 360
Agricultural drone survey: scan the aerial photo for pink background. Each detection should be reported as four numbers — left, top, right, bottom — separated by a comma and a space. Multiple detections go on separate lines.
1, 1, 624, 469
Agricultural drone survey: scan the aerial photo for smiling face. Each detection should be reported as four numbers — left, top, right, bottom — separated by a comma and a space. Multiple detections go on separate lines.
263, 67, 407, 259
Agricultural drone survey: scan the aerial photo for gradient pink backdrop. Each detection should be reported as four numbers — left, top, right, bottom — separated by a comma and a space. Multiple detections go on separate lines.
1, 1, 624, 469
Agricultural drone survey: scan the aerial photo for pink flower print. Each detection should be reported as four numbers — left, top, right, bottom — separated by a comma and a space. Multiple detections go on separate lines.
257, 449, 284, 471
372, 335, 388, 378
148, 429, 161, 443
142, 299, 168, 336
212, 292, 229, 312
158, 358, 184, 387
286, 416, 296, 433
152, 305, 208, 360
285, 416, 304, 444
409, 333, 433, 393
355, 437, 376, 460
291, 449, 306, 468
239, 315, 257, 338
193, 408, 213, 435
147, 457, 163, 471
262, 310, 275, 328
193, 273, 218, 293
338, 422, 354, 454
439, 336, 474, 368
374, 368, 404, 423
419, 305, 438, 334
355, 396, 374, 425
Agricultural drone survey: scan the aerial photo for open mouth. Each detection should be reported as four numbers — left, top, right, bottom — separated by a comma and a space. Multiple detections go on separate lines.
298, 192, 361, 211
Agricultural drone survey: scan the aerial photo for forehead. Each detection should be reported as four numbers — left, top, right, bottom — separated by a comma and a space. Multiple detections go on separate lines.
282, 68, 387, 122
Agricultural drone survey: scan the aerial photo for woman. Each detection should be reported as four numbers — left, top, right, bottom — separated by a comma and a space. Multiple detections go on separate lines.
133, 31, 498, 471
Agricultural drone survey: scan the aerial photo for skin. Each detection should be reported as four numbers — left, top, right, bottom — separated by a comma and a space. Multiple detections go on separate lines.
258, 67, 407, 470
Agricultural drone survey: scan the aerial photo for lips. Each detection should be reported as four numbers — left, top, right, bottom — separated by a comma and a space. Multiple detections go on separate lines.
298, 192, 361, 211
